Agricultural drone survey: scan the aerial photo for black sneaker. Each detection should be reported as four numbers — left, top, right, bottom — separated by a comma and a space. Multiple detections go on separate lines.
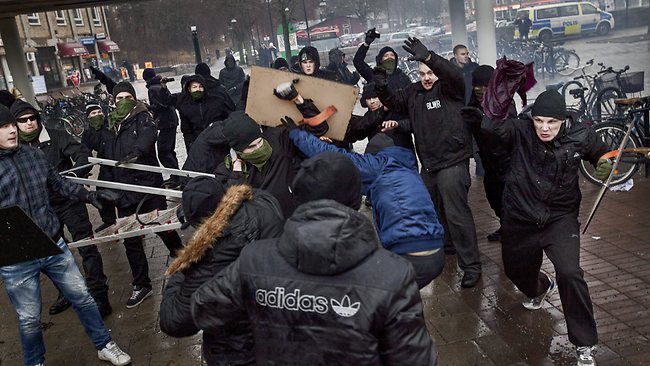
49, 292, 71, 315
126, 286, 152, 309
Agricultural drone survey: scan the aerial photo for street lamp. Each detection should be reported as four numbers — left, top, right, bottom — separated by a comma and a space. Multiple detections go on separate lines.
266, 0, 275, 46
191, 25, 202, 64
301, 0, 311, 46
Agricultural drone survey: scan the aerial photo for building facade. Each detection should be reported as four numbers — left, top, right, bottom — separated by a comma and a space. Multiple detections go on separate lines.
0, 6, 121, 92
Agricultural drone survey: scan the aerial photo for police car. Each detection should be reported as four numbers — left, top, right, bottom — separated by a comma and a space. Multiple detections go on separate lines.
515, 1, 615, 43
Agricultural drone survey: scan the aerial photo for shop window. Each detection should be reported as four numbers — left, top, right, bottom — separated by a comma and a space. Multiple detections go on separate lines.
27, 13, 41, 26
55, 10, 66, 26
92, 8, 102, 26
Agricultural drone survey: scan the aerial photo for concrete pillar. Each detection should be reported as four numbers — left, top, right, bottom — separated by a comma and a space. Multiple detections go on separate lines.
0, 17, 36, 105
475, 0, 497, 67
449, 0, 468, 49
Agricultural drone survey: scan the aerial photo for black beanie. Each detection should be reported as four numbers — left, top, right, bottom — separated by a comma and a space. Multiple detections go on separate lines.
0, 90, 16, 109
291, 152, 362, 210
472, 65, 494, 87
222, 111, 263, 151
142, 68, 156, 82
364, 131, 414, 155
181, 176, 226, 229
531, 90, 566, 120
0, 104, 16, 127
195, 63, 211, 78
112, 81, 136, 99
85, 103, 102, 117
272, 58, 290, 70
362, 82, 379, 100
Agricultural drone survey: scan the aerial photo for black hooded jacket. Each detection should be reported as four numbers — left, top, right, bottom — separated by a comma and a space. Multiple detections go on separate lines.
378, 51, 470, 173
326, 49, 360, 85
182, 120, 230, 175
298, 46, 341, 82
108, 103, 164, 206
11, 100, 91, 206
146, 75, 179, 129
191, 200, 438, 365
478, 113, 609, 225
160, 187, 284, 366
353, 45, 412, 90
218, 55, 246, 90
176, 75, 235, 137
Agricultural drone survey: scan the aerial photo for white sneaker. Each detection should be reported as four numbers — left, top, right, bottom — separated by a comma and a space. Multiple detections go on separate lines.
98, 341, 131, 365
577, 346, 596, 365
522, 273, 556, 310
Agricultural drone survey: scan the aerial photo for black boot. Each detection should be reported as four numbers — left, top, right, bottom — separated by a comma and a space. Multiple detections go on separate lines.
49, 292, 71, 315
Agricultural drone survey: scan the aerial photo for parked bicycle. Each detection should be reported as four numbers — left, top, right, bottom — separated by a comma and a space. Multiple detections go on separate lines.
579, 96, 650, 186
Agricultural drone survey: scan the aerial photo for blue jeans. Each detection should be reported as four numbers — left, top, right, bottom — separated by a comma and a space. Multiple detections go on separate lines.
0, 238, 111, 366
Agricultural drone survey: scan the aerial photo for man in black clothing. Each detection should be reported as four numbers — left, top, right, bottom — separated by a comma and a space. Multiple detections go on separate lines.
11, 100, 112, 317
514, 12, 533, 40
297, 46, 340, 81
82, 103, 118, 231
142, 68, 179, 170
464, 89, 612, 366
450, 44, 479, 105
326, 48, 360, 85
219, 55, 246, 105
353, 28, 412, 89
192, 152, 438, 365
376, 37, 481, 288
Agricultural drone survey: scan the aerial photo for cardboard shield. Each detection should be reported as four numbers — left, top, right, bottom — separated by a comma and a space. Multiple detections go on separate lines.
0, 206, 62, 266
245, 66, 359, 141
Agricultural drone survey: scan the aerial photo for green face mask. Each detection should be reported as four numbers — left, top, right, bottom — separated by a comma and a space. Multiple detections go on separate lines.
238, 139, 273, 170
108, 98, 137, 130
88, 115, 104, 130
18, 125, 41, 142
381, 58, 396, 75
191, 91, 204, 101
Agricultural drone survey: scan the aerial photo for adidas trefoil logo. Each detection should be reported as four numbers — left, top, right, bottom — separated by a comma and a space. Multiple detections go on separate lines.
330, 295, 360, 317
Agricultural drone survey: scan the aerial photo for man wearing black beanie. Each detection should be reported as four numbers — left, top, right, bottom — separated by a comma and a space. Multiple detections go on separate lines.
143, 67, 180, 171
463, 88, 613, 366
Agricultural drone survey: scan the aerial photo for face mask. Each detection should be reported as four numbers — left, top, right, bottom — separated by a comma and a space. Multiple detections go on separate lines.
238, 139, 273, 170
88, 115, 104, 130
18, 125, 41, 142
191, 91, 204, 101
108, 98, 137, 129
381, 58, 396, 75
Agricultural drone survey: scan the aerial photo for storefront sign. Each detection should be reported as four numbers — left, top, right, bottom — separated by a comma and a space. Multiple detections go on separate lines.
95, 33, 106, 40
80, 36, 96, 46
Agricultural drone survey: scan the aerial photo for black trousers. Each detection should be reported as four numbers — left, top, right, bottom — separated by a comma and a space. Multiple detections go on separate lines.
483, 174, 505, 221
53, 201, 109, 303
400, 249, 445, 289
117, 196, 183, 288
421, 159, 481, 274
157, 127, 179, 169
501, 213, 598, 346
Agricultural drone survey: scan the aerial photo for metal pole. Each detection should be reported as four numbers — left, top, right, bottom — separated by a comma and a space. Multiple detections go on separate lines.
302, 0, 311, 46
267, 0, 275, 43
65, 176, 183, 198
192, 27, 202, 64
0, 17, 36, 105
281, 4, 292, 59
87, 157, 215, 178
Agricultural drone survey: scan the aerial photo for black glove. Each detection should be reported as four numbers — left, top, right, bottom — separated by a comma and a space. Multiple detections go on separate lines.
281, 116, 299, 130
403, 37, 430, 62
86, 190, 118, 211
115, 153, 138, 167
460, 107, 485, 125
90, 66, 108, 83
373, 67, 389, 93
365, 28, 380, 45
273, 79, 300, 101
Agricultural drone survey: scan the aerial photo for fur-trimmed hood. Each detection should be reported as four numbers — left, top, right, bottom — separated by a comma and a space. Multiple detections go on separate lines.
166, 185, 253, 274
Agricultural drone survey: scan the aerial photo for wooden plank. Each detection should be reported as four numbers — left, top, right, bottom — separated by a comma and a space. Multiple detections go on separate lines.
245, 66, 359, 141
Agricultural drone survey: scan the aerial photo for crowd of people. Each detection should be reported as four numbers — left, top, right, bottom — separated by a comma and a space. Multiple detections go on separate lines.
0, 27, 617, 366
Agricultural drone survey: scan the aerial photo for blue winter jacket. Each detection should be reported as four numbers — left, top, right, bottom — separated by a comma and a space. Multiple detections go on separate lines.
289, 129, 444, 254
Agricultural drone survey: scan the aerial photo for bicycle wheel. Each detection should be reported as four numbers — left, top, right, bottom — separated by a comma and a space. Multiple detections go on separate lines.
62, 115, 86, 140
593, 87, 624, 122
561, 80, 585, 110
579, 122, 641, 186
555, 50, 580, 76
